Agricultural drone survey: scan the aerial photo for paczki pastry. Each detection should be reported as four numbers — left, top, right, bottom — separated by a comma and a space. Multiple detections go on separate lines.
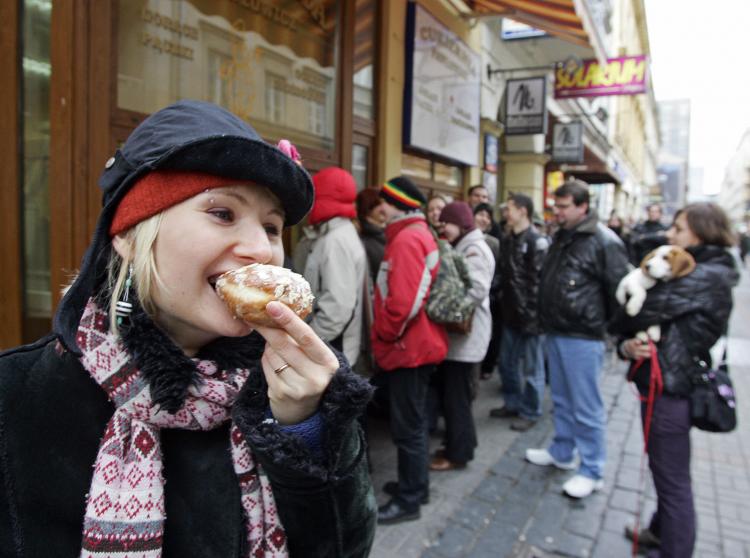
215, 263, 314, 327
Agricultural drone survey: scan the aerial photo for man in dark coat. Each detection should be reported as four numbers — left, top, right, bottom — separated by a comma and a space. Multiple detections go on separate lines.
489, 193, 548, 431
525, 179, 629, 499
629, 203, 668, 264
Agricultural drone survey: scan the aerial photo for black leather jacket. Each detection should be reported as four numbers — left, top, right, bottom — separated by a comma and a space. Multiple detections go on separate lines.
629, 219, 668, 265
609, 245, 738, 397
539, 214, 630, 339
499, 226, 549, 335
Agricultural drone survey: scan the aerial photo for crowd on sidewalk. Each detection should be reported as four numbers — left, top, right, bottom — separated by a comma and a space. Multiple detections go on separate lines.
292, 166, 739, 558
0, 97, 738, 558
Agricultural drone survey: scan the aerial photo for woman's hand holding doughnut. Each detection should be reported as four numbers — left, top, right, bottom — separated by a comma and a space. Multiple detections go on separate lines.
256, 301, 339, 425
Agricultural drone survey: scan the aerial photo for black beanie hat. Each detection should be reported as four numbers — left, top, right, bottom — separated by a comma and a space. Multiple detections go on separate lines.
54, 99, 314, 355
380, 175, 426, 211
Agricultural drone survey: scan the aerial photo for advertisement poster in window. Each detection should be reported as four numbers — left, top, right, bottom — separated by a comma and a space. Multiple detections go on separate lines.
403, 3, 480, 166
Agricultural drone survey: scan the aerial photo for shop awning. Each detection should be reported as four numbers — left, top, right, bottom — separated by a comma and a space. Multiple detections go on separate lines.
467, 0, 605, 60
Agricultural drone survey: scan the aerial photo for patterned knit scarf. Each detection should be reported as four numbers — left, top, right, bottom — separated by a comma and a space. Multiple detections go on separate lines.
76, 300, 288, 557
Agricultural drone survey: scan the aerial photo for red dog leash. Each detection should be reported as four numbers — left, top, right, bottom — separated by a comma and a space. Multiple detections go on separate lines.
627, 339, 663, 557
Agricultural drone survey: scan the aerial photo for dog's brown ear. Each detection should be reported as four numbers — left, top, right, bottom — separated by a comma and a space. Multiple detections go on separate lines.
640, 249, 656, 272
670, 247, 696, 278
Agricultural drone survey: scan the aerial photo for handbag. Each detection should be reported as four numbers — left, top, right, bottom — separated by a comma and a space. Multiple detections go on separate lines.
688, 348, 737, 433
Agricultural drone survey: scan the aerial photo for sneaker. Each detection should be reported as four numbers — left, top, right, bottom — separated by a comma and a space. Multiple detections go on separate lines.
489, 406, 518, 418
510, 417, 537, 432
562, 474, 604, 498
525, 448, 577, 470
624, 526, 661, 548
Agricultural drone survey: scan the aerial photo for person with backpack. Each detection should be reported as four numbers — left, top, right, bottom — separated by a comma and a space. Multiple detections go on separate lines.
429, 202, 495, 471
373, 176, 448, 525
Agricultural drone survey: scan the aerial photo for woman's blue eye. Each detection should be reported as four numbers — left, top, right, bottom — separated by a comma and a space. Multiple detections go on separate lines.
209, 209, 233, 222
265, 224, 281, 237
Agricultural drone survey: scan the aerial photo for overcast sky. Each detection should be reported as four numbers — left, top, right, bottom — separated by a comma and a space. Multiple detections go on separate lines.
645, 0, 750, 195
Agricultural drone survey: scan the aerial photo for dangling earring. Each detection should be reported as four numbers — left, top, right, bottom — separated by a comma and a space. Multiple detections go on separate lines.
116, 264, 134, 325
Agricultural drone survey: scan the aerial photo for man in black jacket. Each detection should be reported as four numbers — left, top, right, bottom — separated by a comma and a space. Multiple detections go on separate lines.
489, 194, 548, 432
525, 180, 630, 499
629, 203, 668, 264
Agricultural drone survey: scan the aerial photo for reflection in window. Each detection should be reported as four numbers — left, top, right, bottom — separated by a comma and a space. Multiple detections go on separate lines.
117, 1, 339, 151
21, 0, 52, 341
352, 144, 369, 191
353, 0, 375, 120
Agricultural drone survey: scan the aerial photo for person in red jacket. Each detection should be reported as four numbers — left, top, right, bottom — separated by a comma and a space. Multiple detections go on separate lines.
373, 176, 448, 525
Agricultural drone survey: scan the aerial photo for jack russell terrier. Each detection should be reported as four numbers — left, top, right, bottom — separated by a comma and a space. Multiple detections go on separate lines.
615, 245, 696, 342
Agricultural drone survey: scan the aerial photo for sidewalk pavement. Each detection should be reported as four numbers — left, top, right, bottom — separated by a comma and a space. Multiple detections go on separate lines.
369, 271, 750, 558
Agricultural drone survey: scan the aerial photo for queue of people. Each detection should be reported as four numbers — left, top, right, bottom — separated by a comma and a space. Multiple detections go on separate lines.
0, 99, 738, 557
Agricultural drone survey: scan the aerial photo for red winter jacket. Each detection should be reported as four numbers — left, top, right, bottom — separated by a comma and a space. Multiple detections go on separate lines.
371, 214, 448, 371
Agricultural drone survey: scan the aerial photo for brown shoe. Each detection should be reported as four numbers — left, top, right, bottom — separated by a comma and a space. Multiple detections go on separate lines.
429, 456, 467, 471
510, 417, 537, 432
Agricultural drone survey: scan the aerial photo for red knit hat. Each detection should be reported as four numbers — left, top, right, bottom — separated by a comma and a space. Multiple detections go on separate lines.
308, 167, 357, 226
440, 201, 476, 232
109, 170, 251, 236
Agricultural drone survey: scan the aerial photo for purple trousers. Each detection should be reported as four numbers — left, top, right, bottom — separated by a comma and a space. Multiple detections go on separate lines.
642, 395, 695, 558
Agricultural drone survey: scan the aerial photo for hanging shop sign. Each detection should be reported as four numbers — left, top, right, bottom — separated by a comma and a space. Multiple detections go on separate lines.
505, 76, 547, 135
403, 3, 481, 166
552, 121, 584, 163
554, 55, 648, 99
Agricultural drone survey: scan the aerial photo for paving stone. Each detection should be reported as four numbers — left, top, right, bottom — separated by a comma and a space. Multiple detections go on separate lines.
489, 455, 526, 481
609, 487, 640, 512
591, 530, 634, 558
471, 473, 513, 504
470, 522, 524, 557
428, 524, 476, 558
564, 506, 603, 540
453, 498, 496, 532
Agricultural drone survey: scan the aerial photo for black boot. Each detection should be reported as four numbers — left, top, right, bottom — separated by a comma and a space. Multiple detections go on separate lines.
377, 498, 420, 525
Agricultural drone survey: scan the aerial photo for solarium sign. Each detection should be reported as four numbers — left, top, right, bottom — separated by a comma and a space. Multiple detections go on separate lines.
554, 55, 648, 99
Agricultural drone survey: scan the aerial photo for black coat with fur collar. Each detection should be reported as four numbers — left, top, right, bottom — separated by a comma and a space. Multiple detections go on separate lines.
0, 325, 376, 557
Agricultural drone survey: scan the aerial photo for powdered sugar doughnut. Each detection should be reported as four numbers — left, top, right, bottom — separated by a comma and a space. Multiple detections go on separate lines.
215, 263, 314, 327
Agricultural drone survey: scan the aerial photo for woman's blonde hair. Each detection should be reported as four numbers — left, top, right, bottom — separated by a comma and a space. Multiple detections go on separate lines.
106, 213, 165, 335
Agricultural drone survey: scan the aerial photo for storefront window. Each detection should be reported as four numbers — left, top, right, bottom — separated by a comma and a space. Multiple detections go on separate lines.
351, 144, 369, 190
22, 0, 52, 340
402, 153, 464, 197
352, 0, 375, 120
117, 0, 340, 151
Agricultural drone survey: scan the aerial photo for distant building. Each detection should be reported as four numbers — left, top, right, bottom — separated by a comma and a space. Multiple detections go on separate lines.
718, 129, 750, 225
657, 99, 690, 217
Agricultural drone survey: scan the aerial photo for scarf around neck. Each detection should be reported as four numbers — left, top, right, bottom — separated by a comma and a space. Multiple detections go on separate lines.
76, 299, 288, 557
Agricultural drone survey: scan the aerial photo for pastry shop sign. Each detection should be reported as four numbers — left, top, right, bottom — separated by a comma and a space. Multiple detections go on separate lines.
554, 55, 648, 99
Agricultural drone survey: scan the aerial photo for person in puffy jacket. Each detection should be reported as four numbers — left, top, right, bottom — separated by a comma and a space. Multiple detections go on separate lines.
297, 167, 368, 366
489, 193, 549, 432
610, 202, 737, 558
0, 100, 375, 558
526, 179, 630, 499
372, 176, 448, 525
429, 202, 495, 471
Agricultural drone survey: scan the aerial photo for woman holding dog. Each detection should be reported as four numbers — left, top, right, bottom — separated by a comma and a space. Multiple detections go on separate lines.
610, 202, 737, 557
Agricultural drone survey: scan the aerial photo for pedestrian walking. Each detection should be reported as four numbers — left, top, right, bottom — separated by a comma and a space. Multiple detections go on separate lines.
373, 176, 448, 525
489, 193, 549, 432
0, 100, 375, 557
297, 167, 368, 365
611, 202, 737, 557
526, 179, 630, 499
430, 202, 495, 471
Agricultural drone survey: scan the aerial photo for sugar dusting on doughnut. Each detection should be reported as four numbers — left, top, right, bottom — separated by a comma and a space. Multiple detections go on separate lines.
215, 263, 314, 327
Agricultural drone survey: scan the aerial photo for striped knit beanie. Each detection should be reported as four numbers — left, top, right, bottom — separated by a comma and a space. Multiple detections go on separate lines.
380, 176, 426, 211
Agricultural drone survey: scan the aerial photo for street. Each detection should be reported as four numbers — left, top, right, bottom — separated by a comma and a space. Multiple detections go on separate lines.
368, 269, 750, 558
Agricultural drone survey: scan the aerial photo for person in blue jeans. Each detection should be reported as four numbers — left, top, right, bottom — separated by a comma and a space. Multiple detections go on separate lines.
526, 180, 629, 499
489, 194, 548, 431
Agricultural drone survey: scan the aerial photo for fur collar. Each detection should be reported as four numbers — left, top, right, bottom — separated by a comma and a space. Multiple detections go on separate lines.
120, 300, 264, 413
